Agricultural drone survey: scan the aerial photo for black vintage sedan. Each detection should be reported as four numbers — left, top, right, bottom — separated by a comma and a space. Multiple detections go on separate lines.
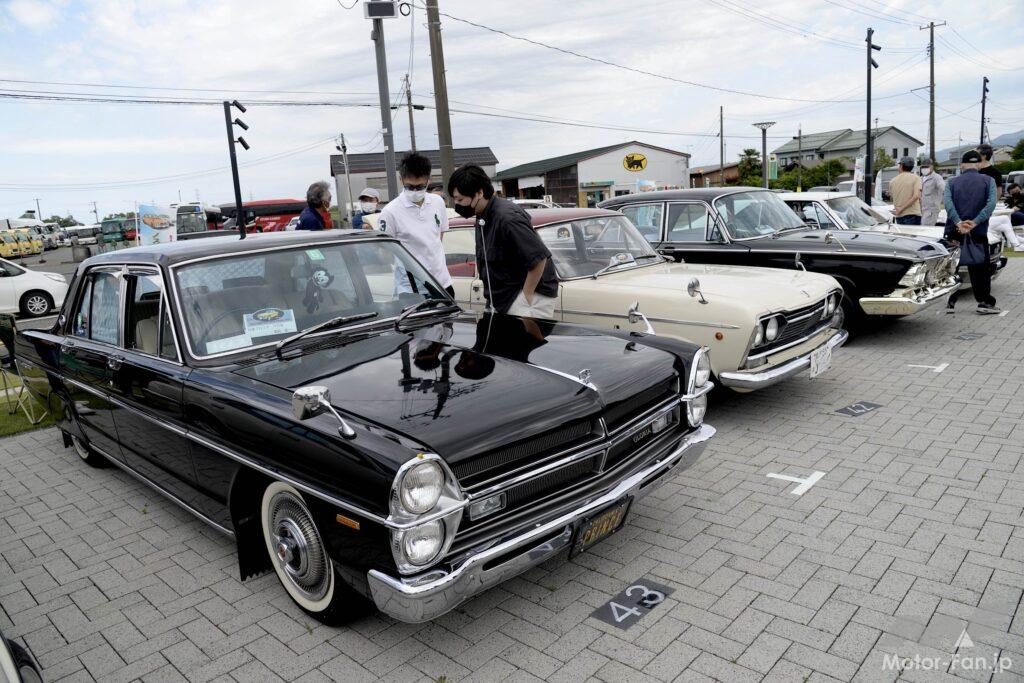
600, 188, 960, 323
14, 230, 714, 623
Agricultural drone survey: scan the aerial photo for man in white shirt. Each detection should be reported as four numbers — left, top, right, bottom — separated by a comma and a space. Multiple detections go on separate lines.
380, 153, 454, 297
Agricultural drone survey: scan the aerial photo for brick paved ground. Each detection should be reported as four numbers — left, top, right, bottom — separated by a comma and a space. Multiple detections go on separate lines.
2, 260, 1024, 682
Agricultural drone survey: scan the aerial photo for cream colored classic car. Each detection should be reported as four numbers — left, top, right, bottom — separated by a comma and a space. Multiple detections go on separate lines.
443, 208, 848, 391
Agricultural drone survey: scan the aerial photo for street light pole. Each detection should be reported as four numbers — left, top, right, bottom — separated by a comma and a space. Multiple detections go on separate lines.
34, 198, 42, 221
752, 122, 775, 188
919, 21, 945, 164
223, 100, 249, 240
865, 28, 881, 205
371, 16, 399, 200
338, 134, 355, 225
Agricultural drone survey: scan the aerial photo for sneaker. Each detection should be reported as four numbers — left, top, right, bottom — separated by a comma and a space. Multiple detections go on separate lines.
977, 303, 1002, 315
946, 304, 956, 314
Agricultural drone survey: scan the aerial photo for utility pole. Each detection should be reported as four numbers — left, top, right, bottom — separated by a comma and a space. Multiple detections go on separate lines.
34, 198, 42, 221
370, 11, 399, 200
980, 76, 989, 145
403, 74, 417, 152
865, 28, 881, 205
957, 131, 963, 174
919, 21, 945, 163
719, 106, 725, 187
426, 0, 454, 187
90, 202, 99, 224
752, 122, 775, 188
223, 100, 249, 239
797, 126, 803, 192
338, 134, 355, 225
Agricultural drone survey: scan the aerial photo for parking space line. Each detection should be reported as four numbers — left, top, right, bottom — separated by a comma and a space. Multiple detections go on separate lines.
766, 470, 826, 496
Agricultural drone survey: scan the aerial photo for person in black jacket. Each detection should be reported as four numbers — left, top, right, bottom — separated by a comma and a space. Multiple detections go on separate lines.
944, 150, 999, 314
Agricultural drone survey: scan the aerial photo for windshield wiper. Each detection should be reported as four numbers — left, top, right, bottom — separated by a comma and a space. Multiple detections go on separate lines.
394, 298, 460, 331
591, 259, 638, 279
275, 312, 379, 357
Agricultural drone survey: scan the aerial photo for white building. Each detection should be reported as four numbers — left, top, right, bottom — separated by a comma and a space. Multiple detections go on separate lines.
493, 141, 691, 207
773, 126, 923, 167
329, 147, 498, 207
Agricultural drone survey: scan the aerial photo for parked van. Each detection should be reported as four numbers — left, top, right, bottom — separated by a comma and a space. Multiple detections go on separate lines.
11, 232, 34, 257
66, 225, 99, 245
0, 232, 20, 259
14, 229, 43, 255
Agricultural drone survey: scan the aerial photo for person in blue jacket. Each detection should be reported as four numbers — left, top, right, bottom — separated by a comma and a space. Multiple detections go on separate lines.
944, 149, 999, 314
297, 181, 332, 231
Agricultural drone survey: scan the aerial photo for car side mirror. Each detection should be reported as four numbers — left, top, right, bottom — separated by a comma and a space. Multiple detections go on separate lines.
292, 385, 356, 439
687, 278, 708, 304
626, 301, 655, 334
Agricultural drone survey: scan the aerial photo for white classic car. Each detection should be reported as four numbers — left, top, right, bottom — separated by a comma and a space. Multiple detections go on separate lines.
442, 208, 848, 392
780, 192, 1007, 285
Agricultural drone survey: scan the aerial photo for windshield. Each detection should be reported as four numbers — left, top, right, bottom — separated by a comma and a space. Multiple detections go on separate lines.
177, 213, 207, 234
713, 191, 805, 239
101, 220, 123, 234
536, 215, 657, 279
174, 240, 448, 357
826, 196, 887, 229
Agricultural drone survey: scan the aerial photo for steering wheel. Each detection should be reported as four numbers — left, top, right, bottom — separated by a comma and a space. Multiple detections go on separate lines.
197, 307, 253, 347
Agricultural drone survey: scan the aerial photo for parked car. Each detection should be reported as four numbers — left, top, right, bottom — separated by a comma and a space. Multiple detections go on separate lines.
780, 192, 1007, 287
0, 257, 67, 316
54, 229, 71, 247
67, 225, 99, 245
511, 199, 560, 209
444, 209, 847, 391
285, 216, 300, 231
15, 230, 715, 623
0, 628, 43, 683
599, 188, 959, 324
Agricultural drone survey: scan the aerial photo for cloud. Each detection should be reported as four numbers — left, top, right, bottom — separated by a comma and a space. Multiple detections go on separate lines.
4, 0, 60, 30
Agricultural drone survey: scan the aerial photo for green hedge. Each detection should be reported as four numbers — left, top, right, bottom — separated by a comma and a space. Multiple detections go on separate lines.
995, 159, 1024, 174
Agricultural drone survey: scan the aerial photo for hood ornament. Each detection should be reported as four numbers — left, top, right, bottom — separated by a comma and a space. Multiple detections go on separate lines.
578, 368, 592, 386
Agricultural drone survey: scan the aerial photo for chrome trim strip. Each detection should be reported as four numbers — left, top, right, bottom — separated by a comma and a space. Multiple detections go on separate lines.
558, 308, 740, 330
528, 364, 597, 391
366, 423, 716, 623
463, 432, 608, 492
89, 442, 235, 537
720, 329, 848, 389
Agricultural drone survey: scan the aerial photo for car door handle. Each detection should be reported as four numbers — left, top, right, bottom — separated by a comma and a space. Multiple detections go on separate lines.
107, 356, 123, 370
60, 340, 76, 353
472, 284, 481, 292
658, 247, 675, 254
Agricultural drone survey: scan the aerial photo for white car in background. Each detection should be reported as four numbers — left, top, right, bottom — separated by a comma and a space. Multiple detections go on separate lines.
0, 258, 68, 317
285, 216, 300, 231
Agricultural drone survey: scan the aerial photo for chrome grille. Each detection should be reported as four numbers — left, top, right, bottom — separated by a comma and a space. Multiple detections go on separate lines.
604, 377, 677, 432
775, 301, 827, 346
453, 419, 594, 486
503, 453, 603, 507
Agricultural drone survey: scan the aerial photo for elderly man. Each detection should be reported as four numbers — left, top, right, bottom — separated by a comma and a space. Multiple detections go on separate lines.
944, 149, 999, 314
889, 156, 922, 225
297, 181, 332, 231
919, 159, 945, 227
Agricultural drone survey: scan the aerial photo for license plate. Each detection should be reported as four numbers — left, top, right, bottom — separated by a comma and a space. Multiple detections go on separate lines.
810, 344, 832, 378
570, 498, 632, 557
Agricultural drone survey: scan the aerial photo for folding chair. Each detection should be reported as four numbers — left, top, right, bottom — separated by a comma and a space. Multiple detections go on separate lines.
0, 313, 49, 425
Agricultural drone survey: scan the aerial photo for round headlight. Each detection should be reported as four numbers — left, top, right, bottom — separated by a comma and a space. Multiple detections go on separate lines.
402, 520, 444, 566
765, 317, 780, 342
825, 296, 835, 315
754, 325, 764, 347
400, 460, 444, 514
687, 393, 707, 427
694, 352, 711, 387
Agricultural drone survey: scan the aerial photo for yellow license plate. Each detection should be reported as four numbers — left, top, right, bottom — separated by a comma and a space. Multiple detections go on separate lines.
571, 498, 632, 557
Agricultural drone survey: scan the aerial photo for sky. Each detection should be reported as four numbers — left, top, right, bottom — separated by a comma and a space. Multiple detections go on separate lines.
1, 0, 1022, 223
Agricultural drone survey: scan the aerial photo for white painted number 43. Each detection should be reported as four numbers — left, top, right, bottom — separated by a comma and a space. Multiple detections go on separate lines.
608, 584, 666, 623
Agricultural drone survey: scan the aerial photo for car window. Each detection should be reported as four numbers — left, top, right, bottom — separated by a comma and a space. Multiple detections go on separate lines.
443, 229, 476, 278
72, 271, 120, 344
714, 191, 806, 239
826, 196, 886, 229
617, 204, 663, 243
174, 240, 446, 357
666, 204, 710, 242
537, 216, 658, 279
813, 204, 838, 229
126, 273, 177, 359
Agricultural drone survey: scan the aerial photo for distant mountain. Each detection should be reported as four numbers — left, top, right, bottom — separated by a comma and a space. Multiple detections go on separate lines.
991, 129, 1024, 146
935, 129, 1023, 161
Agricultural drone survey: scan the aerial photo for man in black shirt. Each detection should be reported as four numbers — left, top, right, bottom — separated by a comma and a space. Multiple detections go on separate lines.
977, 144, 1004, 196
978, 144, 1024, 250
447, 165, 559, 318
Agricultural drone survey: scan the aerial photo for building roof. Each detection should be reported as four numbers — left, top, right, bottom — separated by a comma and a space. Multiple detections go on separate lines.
772, 126, 924, 156
688, 161, 741, 175
492, 141, 691, 181
330, 147, 498, 176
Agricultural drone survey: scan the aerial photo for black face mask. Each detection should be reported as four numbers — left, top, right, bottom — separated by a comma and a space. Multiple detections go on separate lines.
454, 200, 476, 219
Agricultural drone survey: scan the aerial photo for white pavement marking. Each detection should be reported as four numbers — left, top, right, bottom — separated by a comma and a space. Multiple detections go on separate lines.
907, 362, 949, 373
999, 310, 1010, 317
766, 470, 826, 496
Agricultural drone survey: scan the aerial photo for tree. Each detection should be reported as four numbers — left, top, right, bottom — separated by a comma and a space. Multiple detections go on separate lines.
769, 158, 851, 191
737, 148, 763, 186
874, 148, 894, 170
45, 215, 81, 227
101, 212, 137, 221
1012, 137, 1024, 161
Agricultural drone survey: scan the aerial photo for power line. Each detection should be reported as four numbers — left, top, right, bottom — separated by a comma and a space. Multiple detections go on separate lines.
820, 0, 917, 26
948, 27, 1024, 71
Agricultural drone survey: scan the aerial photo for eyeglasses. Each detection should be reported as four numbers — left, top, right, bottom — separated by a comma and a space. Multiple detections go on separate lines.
403, 183, 428, 192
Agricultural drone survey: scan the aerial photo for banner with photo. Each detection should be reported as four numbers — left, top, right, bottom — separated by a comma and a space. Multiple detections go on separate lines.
137, 204, 177, 245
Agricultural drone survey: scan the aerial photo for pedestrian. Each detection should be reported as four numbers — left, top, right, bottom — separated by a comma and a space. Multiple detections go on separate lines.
380, 152, 454, 297
1008, 184, 1024, 227
447, 164, 559, 318
944, 149, 1000, 314
889, 156, 922, 225
297, 181, 332, 231
352, 188, 381, 230
978, 144, 1024, 250
919, 159, 945, 227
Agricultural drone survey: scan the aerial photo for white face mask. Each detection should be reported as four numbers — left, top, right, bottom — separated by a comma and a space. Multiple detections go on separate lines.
360, 201, 377, 213
404, 189, 426, 204
921, 168, 932, 176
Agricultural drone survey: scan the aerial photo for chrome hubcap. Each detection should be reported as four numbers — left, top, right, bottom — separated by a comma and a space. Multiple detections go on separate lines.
72, 437, 89, 460
267, 492, 329, 602
27, 296, 47, 314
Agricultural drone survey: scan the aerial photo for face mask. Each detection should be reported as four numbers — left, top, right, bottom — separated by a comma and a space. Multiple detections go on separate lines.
404, 189, 426, 204
360, 201, 377, 213
921, 168, 932, 176
454, 200, 476, 219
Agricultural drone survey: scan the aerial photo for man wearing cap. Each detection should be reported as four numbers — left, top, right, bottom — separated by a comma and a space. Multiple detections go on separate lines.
351, 188, 381, 230
944, 149, 1000, 314
889, 156, 922, 225
919, 159, 945, 227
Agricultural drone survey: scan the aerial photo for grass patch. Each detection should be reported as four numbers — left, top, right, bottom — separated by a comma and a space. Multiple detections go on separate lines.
1003, 249, 1024, 258
0, 394, 55, 437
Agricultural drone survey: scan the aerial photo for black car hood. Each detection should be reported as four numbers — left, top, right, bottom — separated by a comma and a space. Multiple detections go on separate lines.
741, 228, 946, 260
233, 314, 679, 463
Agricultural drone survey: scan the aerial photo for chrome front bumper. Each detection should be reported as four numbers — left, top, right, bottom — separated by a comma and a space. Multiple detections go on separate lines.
719, 328, 848, 390
366, 423, 716, 623
859, 280, 960, 316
